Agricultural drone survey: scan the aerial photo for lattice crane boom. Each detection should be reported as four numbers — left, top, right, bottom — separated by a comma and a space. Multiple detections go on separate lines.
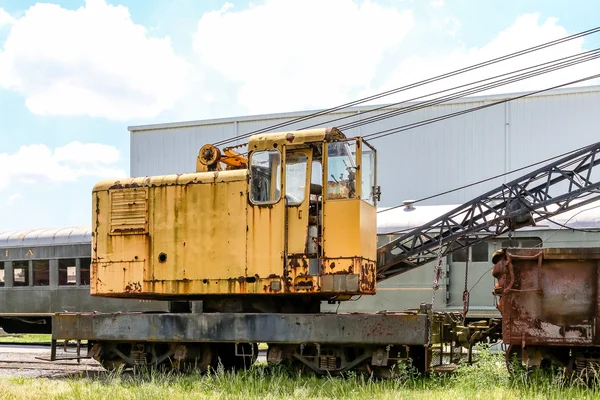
376, 140, 600, 281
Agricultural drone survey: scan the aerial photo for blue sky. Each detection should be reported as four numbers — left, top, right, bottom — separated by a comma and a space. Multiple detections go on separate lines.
0, 0, 598, 230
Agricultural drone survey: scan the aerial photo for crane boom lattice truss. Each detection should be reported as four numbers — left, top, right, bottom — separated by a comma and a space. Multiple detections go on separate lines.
376, 140, 600, 281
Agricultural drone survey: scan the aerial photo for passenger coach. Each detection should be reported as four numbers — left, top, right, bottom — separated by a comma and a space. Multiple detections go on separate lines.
0, 226, 167, 333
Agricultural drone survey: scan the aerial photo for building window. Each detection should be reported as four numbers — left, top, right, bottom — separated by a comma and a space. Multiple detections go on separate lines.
13, 261, 29, 287
501, 238, 542, 248
0, 263, 4, 287
250, 150, 281, 204
33, 260, 50, 286
59, 259, 77, 286
452, 242, 488, 262
80, 258, 91, 286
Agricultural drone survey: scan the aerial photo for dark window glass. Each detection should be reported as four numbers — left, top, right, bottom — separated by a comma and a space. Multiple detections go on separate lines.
80, 258, 91, 286
520, 238, 542, 248
452, 248, 467, 262
0, 263, 4, 287
59, 259, 77, 286
452, 242, 488, 262
472, 242, 488, 262
501, 238, 542, 248
33, 260, 50, 286
13, 261, 29, 287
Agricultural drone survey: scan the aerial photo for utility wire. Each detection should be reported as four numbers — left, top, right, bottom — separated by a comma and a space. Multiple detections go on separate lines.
212, 26, 600, 147
373, 72, 600, 215
339, 51, 600, 130
364, 73, 600, 142
231, 50, 600, 159
298, 48, 600, 131
376, 145, 593, 214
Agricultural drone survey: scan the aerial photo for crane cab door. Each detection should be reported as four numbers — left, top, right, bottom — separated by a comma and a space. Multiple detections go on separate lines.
284, 149, 314, 271
246, 149, 286, 289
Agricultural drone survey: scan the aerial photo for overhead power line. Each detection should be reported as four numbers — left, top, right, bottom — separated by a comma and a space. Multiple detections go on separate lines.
212, 26, 600, 147
301, 48, 600, 131
374, 72, 600, 215
364, 72, 600, 142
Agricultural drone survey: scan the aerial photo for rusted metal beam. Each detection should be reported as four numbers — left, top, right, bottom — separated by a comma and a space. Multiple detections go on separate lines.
52, 312, 430, 346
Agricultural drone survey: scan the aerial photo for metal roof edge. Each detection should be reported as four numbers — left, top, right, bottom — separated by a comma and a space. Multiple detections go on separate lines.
128, 84, 600, 133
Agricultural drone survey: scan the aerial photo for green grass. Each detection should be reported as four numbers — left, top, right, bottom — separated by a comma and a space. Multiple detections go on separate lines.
0, 333, 52, 343
1, 349, 600, 399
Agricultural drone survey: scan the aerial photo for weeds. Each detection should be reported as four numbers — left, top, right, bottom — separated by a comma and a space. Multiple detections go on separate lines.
2, 348, 600, 399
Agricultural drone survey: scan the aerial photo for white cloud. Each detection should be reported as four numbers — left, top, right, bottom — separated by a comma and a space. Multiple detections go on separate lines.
0, 142, 125, 190
6, 193, 22, 206
368, 13, 600, 105
0, 0, 191, 120
192, 0, 415, 115
0, 8, 15, 27
430, 0, 445, 8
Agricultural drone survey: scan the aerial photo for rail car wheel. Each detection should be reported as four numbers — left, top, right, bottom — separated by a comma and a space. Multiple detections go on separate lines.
99, 358, 127, 371
170, 343, 215, 373
505, 345, 552, 375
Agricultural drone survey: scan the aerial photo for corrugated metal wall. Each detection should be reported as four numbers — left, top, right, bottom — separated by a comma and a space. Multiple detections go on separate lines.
130, 85, 600, 207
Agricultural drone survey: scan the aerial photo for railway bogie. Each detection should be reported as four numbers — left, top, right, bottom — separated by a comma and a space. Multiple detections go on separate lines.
51, 305, 498, 375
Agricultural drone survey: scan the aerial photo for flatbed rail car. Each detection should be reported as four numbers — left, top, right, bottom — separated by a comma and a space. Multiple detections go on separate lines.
0, 227, 167, 333
51, 128, 498, 375
51, 127, 600, 375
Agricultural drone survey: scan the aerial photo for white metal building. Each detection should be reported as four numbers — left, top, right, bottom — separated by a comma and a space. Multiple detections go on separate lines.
129, 85, 600, 208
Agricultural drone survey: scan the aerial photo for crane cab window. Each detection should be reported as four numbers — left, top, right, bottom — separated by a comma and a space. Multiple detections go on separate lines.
327, 141, 357, 200
285, 153, 308, 205
250, 150, 281, 204
361, 144, 376, 205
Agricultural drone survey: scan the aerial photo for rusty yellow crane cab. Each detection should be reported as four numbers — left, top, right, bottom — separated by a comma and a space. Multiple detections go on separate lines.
91, 127, 379, 310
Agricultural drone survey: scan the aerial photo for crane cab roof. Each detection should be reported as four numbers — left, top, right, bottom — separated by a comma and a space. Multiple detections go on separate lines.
248, 127, 345, 152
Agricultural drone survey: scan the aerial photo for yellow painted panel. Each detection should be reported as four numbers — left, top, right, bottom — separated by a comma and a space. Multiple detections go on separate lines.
92, 170, 250, 297
149, 178, 248, 282
246, 202, 285, 281
359, 200, 377, 261
323, 199, 361, 259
